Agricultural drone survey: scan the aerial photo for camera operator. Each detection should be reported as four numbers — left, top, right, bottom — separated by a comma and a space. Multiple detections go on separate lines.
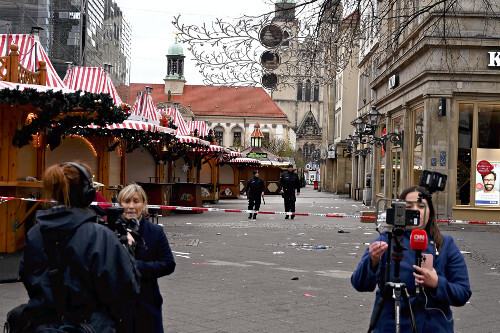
117, 184, 176, 333
18, 162, 140, 332
351, 186, 472, 332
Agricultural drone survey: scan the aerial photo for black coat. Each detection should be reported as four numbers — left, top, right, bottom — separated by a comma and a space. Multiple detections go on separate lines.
245, 177, 265, 197
133, 216, 176, 333
19, 206, 141, 332
278, 170, 301, 193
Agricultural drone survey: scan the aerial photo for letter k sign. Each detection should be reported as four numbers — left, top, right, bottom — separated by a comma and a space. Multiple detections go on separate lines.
488, 52, 500, 66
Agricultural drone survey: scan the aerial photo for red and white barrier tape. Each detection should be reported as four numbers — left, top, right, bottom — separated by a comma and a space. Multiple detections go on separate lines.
1, 196, 500, 226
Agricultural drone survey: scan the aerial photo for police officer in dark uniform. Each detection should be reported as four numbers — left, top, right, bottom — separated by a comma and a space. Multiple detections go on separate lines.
244, 170, 265, 219
278, 164, 301, 219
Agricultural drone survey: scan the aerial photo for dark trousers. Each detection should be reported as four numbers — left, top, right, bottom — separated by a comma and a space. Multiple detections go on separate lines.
283, 191, 296, 213
248, 195, 262, 217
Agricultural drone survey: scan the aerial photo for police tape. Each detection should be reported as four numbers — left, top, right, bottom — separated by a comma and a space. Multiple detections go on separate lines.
2, 195, 500, 226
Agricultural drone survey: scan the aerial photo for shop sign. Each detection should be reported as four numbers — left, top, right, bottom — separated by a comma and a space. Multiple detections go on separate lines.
389, 74, 399, 89
247, 153, 267, 158
328, 151, 336, 159
487, 52, 500, 67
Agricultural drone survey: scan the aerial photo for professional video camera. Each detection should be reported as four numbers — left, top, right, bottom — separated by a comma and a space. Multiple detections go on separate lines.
98, 205, 140, 243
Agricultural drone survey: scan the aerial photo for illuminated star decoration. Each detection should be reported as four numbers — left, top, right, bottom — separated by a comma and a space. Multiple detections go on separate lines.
182, 163, 190, 173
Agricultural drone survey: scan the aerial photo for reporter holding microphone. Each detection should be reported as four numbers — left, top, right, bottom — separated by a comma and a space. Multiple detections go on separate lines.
351, 186, 472, 332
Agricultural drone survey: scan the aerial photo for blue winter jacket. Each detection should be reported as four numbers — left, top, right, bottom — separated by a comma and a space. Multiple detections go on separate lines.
351, 230, 471, 332
132, 216, 176, 333
19, 206, 141, 332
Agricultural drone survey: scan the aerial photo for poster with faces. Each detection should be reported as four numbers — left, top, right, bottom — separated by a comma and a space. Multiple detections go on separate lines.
475, 161, 500, 206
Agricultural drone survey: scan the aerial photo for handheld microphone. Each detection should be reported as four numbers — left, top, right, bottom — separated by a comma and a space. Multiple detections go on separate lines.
410, 229, 428, 294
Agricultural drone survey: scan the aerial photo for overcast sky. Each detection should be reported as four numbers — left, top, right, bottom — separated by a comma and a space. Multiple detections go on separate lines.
116, 0, 274, 85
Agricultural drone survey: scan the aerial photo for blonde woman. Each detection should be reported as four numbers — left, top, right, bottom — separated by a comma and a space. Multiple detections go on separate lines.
118, 183, 176, 333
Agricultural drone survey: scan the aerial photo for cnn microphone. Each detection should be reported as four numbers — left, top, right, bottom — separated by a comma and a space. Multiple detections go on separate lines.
410, 229, 428, 294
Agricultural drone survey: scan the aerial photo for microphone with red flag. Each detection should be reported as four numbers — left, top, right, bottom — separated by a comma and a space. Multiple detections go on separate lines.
410, 229, 428, 293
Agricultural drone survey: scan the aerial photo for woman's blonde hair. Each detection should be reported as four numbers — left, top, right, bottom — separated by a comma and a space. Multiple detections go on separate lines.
117, 183, 148, 216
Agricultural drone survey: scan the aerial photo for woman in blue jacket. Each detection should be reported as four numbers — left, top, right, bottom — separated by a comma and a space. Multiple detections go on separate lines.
351, 186, 471, 332
118, 184, 176, 333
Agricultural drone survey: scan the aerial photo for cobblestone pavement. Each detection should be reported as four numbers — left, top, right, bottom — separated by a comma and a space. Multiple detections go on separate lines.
1, 186, 499, 332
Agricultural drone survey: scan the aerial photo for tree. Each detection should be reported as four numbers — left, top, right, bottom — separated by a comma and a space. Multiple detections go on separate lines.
172, 0, 500, 88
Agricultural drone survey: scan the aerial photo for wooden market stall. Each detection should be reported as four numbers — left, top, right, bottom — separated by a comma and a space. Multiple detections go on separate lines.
0, 37, 128, 253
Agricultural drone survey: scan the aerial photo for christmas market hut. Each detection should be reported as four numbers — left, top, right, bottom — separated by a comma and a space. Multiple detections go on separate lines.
0, 35, 129, 253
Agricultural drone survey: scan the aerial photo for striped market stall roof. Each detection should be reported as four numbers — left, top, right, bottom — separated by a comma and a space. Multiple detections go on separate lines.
0, 34, 66, 88
186, 121, 209, 136
176, 135, 210, 146
129, 91, 160, 125
63, 66, 123, 106
208, 144, 227, 152
159, 107, 190, 136
88, 120, 174, 134
227, 151, 242, 157
0, 81, 74, 94
226, 157, 260, 164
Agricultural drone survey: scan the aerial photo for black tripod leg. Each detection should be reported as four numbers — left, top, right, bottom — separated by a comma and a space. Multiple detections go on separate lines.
401, 286, 418, 333
393, 286, 403, 333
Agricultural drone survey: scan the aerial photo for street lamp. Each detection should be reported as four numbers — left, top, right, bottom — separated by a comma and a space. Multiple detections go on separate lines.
353, 106, 404, 148
366, 105, 381, 128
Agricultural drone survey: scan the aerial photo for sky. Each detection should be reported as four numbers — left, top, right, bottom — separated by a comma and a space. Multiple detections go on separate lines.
116, 0, 275, 85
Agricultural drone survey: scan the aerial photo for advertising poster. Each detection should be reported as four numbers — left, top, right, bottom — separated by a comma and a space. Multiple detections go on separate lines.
475, 160, 500, 206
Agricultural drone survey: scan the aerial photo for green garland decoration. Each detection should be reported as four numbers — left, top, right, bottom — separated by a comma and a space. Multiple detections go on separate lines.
0, 87, 129, 149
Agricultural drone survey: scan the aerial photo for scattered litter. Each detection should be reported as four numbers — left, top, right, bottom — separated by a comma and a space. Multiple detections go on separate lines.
338, 262, 343, 264
296, 233, 305, 236
338, 230, 350, 233
460, 251, 471, 254
316, 246, 327, 249
364, 232, 373, 235
360, 305, 364, 307
273, 251, 284, 255
291, 277, 299, 280
158, 223, 164, 226
303, 294, 315, 298
457, 238, 462, 241
491, 267, 497, 270
355, 246, 360, 249
291, 243, 298, 246
192, 263, 207, 265
244, 233, 248, 236
364, 243, 370, 245
186, 223, 191, 225
349, 253, 357, 255
217, 233, 221, 235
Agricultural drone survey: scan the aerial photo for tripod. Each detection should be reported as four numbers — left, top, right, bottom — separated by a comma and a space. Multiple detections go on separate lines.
367, 228, 418, 333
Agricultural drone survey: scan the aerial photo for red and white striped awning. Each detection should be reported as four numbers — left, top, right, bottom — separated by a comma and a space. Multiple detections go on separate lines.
130, 91, 160, 124
159, 107, 190, 136
186, 121, 209, 136
227, 151, 242, 157
0, 81, 74, 94
88, 120, 174, 134
209, 144, 227, 152
63, 66, 123, 106
227, 158, 260, 164
176, 135, 210, 146
0, 34, 66, 88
